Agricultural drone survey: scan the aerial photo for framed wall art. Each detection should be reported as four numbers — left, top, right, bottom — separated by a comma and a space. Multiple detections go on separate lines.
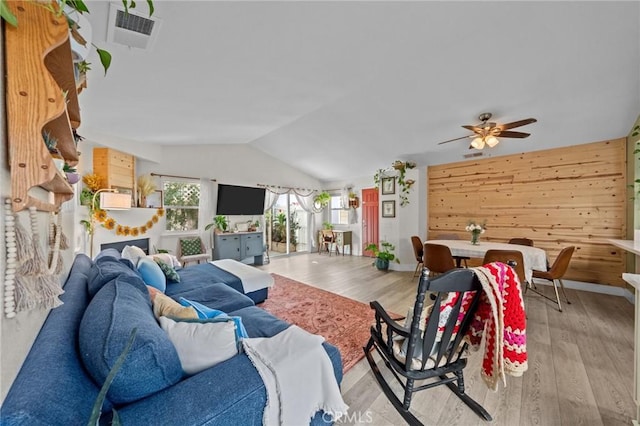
381, 177, 395, 195
145, 190, 164, 208
382, 200, 396, 218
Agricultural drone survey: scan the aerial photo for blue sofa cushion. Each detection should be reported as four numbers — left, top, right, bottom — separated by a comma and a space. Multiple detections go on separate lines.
87, 255, 141, 298
166, 281, 254, 313
79, 275, 183, 404
227, 305, 290, 338
228, 306, 344, 385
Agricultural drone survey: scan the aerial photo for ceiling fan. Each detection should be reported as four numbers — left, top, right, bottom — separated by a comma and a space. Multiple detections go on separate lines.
438, 112, 537, 150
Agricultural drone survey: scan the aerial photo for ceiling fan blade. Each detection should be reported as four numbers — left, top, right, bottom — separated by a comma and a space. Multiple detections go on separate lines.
497, 130, 531, 138
438, 135, 472, 145
500, 118, 537, 130
462, 125, 481, 132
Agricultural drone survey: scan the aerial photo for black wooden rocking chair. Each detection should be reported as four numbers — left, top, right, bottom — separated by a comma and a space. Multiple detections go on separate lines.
364, 268, 492, 425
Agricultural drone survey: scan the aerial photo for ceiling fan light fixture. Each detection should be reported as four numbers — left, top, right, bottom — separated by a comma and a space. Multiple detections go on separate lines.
471, 137, 485, 150
486, 136, 499, 147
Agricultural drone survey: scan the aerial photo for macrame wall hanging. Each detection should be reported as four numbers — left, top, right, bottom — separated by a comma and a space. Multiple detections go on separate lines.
3, 199, 68, 318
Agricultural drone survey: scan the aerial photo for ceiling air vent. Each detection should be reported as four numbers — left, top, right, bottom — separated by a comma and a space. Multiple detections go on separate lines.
463, 152, 484, 159
106, 3, 162, 50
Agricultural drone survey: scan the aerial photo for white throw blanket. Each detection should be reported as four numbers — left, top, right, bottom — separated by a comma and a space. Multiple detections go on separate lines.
242, 325, 349, 425
211, 259, 274, 293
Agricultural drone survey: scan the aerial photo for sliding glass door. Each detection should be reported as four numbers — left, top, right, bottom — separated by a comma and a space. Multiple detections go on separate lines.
268, 193, 309, 256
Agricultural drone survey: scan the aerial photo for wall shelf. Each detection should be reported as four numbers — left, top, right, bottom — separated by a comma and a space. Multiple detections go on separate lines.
5, 0, 81, 212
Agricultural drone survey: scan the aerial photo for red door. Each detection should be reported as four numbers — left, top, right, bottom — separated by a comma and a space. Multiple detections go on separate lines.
362, 188, 379, 257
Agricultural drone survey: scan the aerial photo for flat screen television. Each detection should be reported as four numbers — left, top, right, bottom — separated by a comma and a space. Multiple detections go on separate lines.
216, 184, 266, 215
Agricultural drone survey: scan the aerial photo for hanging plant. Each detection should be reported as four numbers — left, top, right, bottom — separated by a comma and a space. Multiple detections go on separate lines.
313, 191, 331, 209
395, 160, 416, 207
374, 161, 417, 206
373, 169, 386, 189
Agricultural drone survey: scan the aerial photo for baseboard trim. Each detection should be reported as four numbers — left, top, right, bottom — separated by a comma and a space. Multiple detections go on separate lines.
396, 265, 636, 304
533, 279, 635, 304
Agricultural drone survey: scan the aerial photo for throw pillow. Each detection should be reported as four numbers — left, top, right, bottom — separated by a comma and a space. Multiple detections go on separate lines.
159, 316, 240, 375
149, 253, 182, 269
151, 291, 198, 320
122, 245, 147, 265
137, 257, 167, 292
180, 238, 202, 256
154, 258, 181, 283
179, 297, 248, 339
79, 277, 183, 404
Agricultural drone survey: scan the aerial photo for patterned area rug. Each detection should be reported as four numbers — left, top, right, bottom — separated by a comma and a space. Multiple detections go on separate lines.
260, 273, 375, 373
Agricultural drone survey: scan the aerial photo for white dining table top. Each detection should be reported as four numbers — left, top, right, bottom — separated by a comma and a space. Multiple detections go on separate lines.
424, 239, 548, 283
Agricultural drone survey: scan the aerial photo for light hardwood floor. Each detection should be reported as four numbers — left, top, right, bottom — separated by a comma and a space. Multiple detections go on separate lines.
259, 253, 636, 426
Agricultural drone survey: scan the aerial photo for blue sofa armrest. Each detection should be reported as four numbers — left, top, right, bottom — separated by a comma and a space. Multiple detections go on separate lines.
117, 347, 341, 426
116, 354, 267, 426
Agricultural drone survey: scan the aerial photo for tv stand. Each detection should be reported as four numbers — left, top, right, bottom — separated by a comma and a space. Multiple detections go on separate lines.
213, 231, 264, 265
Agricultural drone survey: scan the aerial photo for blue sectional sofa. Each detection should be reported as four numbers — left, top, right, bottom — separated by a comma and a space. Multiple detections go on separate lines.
1, 251, 343, 425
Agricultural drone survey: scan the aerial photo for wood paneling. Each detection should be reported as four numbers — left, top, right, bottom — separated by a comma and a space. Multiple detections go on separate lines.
428, 139, 627, 286
93, 147, 136, 190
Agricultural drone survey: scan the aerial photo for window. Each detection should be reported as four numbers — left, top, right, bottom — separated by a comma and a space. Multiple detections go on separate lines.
330, 195, 348, 225
163, 180, 200, 231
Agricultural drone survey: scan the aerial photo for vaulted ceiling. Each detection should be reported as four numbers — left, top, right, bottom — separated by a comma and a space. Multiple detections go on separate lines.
79, 1, 640, 182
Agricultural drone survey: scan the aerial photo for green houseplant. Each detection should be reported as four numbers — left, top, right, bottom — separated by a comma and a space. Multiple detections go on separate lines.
365, 241, 400, 271
313, 191, 331, 210
205, 215, 228, 233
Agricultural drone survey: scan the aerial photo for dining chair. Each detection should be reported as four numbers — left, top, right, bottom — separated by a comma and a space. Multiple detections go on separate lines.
176, 236, 211, 267
410, 236, 424, 279
319, 230, 338, 256
423, 243, 456, 277
508, 237, 534, 247
435, 233, 469, 267
530, 246, 575, 312
482, 249, 527, 286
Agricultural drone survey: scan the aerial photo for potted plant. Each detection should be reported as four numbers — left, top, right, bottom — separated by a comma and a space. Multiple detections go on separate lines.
313, 191, 331, 210
205, 215, 228, 233
63, 163, 80, 184
322, 221, 333, 230
365, 241, 400, 271
137, 174, 157, 207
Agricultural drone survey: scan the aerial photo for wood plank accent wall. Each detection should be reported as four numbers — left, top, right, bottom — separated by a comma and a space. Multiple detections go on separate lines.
427, 138, 627, 287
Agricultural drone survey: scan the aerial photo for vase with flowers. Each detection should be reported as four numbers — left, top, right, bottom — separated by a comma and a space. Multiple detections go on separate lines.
465, 220, 486, 245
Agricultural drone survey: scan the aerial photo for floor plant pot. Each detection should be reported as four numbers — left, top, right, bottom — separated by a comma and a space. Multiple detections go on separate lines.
375, 258, 389, 271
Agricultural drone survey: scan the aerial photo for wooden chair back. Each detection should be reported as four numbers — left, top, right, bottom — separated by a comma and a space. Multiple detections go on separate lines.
410, 236, 423, 262
482, 249, 526, 285
508, 237, 534, 247
423, 243, 456, 274
545, 246, 575, 279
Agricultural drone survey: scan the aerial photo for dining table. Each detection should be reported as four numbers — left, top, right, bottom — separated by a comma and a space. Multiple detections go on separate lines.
424, 239, 548, 283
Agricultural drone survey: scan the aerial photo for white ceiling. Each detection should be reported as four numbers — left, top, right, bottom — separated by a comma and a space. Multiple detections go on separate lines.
79, 1, 640, 183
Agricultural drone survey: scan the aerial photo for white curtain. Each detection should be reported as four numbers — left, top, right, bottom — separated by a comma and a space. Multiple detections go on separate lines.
340, 187, 350, 210
342, 186, 358, 224
295, 190, 321, 214
198, 178, 215, 250
264, 188, 288, 212
294, 191, 321, 249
